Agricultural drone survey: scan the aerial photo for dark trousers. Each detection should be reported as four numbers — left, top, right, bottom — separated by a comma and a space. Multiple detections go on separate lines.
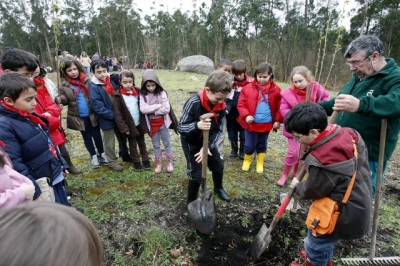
128, 132, 149, 163
244, 130, 269, 154
114, 129, 129, 156
227, 118, 245, 143
80, 117, 104, 157
181, 138, 223, 184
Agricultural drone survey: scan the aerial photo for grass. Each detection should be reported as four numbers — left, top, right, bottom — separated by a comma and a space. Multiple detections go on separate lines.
47, 70, 400, 265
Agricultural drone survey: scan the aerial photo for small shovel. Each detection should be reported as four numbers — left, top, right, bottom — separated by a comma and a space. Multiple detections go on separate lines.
187, 113, 217, 235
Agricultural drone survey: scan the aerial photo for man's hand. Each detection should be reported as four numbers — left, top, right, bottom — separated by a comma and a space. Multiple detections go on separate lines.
197, 118, 211, 130
194, 147, 212, 163
333, 94, 360, 113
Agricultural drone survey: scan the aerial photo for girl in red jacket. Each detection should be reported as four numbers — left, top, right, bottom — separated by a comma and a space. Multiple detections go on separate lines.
237, 62, 283, 173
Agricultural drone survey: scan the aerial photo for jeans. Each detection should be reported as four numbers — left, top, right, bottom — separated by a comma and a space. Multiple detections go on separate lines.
369, 160, 388, 198
304, 229, 339, 265
244, 130, 269, 154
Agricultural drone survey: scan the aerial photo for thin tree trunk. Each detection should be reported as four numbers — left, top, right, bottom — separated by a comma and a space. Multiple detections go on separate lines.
360, 0, 370, 36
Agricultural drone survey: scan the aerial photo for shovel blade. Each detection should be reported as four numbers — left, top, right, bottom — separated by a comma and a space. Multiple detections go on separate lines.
250, 223, 272, 261
188, 192, 216, 235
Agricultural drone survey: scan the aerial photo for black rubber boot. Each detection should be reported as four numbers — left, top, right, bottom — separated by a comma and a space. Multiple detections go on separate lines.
62, 152, 82, 175
187, 180, 201, 204
239, 142, 245, 160
212, 171, 231, 202
229, 142, 238, 158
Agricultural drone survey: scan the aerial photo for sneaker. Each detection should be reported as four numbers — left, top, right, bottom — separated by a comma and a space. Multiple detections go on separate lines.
133, 162, 143, 172
99, 153, 108, 165
91, 155, 100, 168
110, 164, 123, 172
142, 160, 152, 170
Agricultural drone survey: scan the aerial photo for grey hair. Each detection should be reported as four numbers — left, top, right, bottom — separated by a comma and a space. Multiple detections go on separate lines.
344, 35, 385, 58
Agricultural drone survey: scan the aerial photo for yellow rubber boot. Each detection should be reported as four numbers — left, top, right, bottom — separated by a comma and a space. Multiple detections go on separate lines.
242, 154, 252, 171
256, 152, 266, 173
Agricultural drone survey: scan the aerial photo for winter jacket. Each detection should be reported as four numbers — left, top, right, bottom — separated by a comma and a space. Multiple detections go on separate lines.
295, 126, 372, 240
225, 75, 253, 121
0, 150, 33, 208
0, 106, 68, 199
60, 77, 98, 131
89, 76, 116, 130
319, 58, 400, 161
280, 81, 329, 137
237, 81, 283, 132
35, 87, 65, 146
178, 94, 225, 150
113, 87, 149, 138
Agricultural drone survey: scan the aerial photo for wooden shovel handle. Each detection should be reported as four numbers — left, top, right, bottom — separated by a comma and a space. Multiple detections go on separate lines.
200, 113, 214, 193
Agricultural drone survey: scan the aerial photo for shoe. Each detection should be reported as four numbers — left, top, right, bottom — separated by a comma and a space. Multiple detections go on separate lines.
165, 153, 174, 173
239, 142, 245, 160
277, 164, 292, 186
229, 142, 238, 158
256, 152, 266, 173
212, 170, 231, 202
61, 151, 82, 174
64, 188, 73, 197
99, 153, 108, 165
214, 188, 231, 202
242, 154, 252, 171
133, 162, 143, 172
91, 154, 100, 168
110, 164, 123, 171
121, 153, 132, 162
142, 160, 151, 170
154, 153, 162, 174
289, 259, 313, 266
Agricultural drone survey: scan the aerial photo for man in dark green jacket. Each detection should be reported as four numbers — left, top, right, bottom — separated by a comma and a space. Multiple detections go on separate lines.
319, 35, 400, 198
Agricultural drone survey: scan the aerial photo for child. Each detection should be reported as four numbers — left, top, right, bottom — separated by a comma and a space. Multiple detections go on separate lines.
140, 69, 177, 174
0, 72, 69, 205
285, 102, 372, 266
215, 59, 232, 160
237, 62, 283, 173
226, 60, 252, 160
0, 202, 103, 266
59, 58, 107, 169
278, 66, 329, 186
34, 59, 82, 175
0, 47, 37, 76
178, 70, 232, 203
0, 146, 35, 208
89, 59, 123, 171
113, 70, 151, 171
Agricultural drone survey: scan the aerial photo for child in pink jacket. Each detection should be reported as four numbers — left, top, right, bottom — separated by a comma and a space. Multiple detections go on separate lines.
0, 146, 35, 208
278, 66, 329, 186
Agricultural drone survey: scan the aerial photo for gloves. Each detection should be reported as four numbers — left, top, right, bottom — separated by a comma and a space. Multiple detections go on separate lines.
290, 177, 299, 189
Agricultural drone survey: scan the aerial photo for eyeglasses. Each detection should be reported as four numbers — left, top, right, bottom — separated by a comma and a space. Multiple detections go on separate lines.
293, 134, 305, 142
346, 57, 369, 67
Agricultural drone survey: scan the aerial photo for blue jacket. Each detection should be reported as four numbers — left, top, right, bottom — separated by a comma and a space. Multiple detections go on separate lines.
0, 106, 67, 199
89, 76, 116, 130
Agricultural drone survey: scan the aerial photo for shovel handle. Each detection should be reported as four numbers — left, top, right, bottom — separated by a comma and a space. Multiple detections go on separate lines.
200, 113, 213, 193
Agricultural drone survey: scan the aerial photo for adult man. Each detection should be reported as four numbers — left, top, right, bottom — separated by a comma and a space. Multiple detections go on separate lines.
319, 35, 400, 197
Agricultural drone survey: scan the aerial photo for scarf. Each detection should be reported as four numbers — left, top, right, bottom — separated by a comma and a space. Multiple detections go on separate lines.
309, 124, 338, 146
291, 85, 315, 102
233, 75, 252, 90
198, 88, 226, 123
254, 80, 273, 103
68, 72, 89, 97
99, 75, 115, 96
1, 101, 46, 128
120, 87, 138, 97
34, 76, 45, 90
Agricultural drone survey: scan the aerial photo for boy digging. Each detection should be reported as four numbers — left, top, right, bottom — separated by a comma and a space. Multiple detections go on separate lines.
178, 70, 232, 203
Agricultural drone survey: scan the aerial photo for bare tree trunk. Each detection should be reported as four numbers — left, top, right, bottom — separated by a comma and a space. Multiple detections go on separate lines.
360, 0, 370, 36
106, 20, 115, 56
302, 0, 309, 65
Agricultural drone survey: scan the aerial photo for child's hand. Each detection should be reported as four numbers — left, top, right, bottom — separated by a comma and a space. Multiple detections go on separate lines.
290, 178, 299, 189
63, 169, 69, 177
273, 122, 280, 131
194, 147, 212, 163
157, 104, 163, 110
55, 96, 61, 104
245, 116, 254, 124
20, 183, 35, 200
197, 119, 211, 130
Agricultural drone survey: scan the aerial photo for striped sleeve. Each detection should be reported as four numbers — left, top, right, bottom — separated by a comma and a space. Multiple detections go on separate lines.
177, 96, 201, 136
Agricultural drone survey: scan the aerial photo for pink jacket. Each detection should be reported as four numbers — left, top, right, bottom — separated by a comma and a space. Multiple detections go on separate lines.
0, 156, 33, 208
280, 81, 329, 137
139, 91, 172, 131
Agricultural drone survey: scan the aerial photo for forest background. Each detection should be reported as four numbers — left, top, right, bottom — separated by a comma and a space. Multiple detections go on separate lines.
0, 0, 399, 89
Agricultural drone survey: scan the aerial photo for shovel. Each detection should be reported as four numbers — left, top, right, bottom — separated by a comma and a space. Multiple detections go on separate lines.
250, 110, 339, 261
187, 113, 217, 235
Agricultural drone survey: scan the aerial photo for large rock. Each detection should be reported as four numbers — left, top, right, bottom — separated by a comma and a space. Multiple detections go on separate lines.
176, 55, 214, 75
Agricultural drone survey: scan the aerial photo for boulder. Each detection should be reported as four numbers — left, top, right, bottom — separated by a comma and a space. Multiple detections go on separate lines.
176, 55, 214, 75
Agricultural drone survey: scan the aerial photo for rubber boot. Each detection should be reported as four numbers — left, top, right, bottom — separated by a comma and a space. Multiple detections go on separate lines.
256, 152, 266, 173
288, 259, 313, 266
293, 163, 299, 177
239, 142, 245, 160
165, 153, 174, 173
277, 164, 292, 186
212, 171, 231, 202
62, 152, 82, 175
229, 142, 238, 158
187, 180, 201, 204
242, 154, 252, 171
154, 153, 162, 174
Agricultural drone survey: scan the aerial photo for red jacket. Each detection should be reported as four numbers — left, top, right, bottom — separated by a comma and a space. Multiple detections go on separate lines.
237, 80, 283, 132
34, 87, 65, 146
